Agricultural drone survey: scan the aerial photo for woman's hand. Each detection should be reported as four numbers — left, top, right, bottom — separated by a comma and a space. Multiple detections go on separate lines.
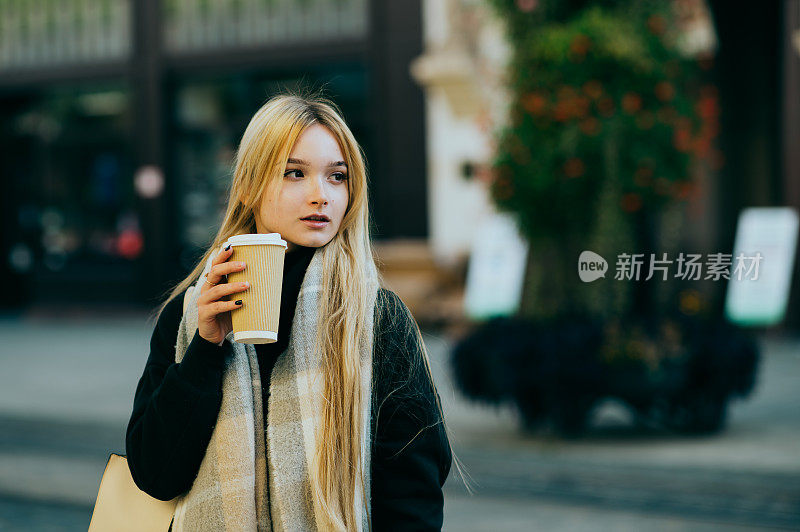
197, 245, 249, 346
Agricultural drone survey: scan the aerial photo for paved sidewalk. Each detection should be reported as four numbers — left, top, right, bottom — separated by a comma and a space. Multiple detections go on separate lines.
425, 331, 800, 529
0, 313, 798, 529
423, 331, 800, 476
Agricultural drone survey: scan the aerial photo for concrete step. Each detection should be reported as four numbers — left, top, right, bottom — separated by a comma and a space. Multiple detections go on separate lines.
373, 239, 468, 331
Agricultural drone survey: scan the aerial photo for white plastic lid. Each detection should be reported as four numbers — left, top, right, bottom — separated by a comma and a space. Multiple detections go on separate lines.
224, 233, 287, 248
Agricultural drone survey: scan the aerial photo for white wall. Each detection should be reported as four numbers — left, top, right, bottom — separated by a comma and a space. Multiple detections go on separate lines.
424, 91, 495, 267
413, 0, 512, 268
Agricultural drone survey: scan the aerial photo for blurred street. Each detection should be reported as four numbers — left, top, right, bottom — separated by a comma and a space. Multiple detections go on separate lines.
1, 0, 798, 530
0, 313, 798, 531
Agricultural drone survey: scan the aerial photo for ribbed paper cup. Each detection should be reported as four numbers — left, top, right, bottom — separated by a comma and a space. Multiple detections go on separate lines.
223, 233, 287, 344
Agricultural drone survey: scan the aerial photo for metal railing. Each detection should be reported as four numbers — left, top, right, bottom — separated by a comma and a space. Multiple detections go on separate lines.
0, 0, 131, 69
0, 0, 368, 71
163, 0, 368, 52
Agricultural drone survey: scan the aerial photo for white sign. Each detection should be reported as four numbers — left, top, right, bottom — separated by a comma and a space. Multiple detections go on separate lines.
464, 212, 529, 320
725, 207, 798, 326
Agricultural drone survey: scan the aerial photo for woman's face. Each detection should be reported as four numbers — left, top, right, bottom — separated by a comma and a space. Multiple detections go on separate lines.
255, 123, 349, 251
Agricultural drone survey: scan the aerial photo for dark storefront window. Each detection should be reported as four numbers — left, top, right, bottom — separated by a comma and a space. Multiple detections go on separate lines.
0, 0, 425, 308
1, 83, 136, 306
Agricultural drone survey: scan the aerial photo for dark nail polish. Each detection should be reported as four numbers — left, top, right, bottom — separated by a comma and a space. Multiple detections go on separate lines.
235, 300, 242, 305
225, 244, 231, 251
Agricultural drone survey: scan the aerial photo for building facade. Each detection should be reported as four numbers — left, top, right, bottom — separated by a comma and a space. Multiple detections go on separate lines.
0, 0, 427, 308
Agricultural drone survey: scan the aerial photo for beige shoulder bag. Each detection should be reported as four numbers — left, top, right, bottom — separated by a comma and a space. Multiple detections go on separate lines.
89, 291, 193, 531
88, 453, 178, 531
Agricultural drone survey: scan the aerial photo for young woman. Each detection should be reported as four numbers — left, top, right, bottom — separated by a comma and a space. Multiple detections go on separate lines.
126, 92, 453, 531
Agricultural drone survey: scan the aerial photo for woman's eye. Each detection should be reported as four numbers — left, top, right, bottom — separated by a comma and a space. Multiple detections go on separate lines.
284, 169, 348, 182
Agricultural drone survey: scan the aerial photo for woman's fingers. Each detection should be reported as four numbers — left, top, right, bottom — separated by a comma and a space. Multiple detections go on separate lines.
198, 272, 247, 305
209, 260, 247, 280
200, 246, 233, 288
201, 247, 247, 290
196, 244, 246, 344
198, 299, 243, 326
207, 300, 243, 316
202, 246, 234, 289
201, 281, 249, 304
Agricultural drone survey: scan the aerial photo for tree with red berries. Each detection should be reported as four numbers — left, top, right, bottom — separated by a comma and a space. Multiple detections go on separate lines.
486, 0, 718, 320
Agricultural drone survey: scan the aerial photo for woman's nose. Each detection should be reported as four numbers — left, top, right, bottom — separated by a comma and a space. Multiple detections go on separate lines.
308, 174, 329, 205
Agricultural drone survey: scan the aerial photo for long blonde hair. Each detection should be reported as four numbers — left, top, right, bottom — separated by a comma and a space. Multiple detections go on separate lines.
151, 90, 466, 530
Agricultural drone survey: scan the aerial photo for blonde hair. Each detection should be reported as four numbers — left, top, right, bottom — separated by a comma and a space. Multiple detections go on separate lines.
151, 90, 467, 530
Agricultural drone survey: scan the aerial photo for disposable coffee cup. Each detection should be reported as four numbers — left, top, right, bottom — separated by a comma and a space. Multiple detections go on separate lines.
222, 233, 287, 344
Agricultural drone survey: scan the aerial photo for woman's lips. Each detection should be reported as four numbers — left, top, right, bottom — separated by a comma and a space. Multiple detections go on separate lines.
301, 219, 330, 229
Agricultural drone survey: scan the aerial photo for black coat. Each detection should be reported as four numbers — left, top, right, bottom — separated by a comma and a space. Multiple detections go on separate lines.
125, 245, 451, 530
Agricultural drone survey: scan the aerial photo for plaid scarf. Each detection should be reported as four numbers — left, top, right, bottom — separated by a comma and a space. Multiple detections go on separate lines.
171, 245, 377, 531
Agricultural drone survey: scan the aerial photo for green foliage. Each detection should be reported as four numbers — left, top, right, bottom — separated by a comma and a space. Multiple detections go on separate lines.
488, 2, 714, 241
486, 0, 718, 319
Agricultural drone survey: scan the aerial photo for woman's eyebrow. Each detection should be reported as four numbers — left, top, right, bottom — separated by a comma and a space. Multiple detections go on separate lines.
287, 158, 347, 169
